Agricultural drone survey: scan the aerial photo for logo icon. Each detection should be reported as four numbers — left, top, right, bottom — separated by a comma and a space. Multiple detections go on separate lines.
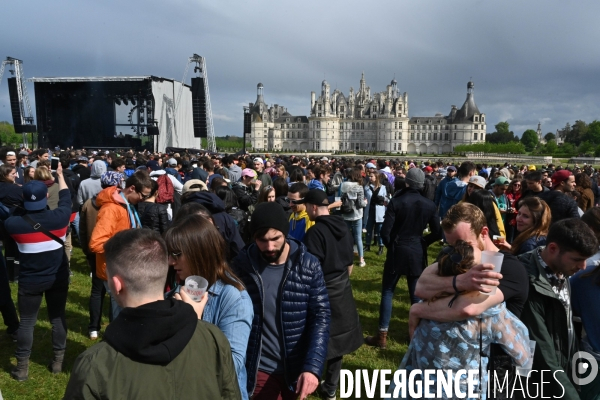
31, 194, 36, 200
572, 351, 599, 386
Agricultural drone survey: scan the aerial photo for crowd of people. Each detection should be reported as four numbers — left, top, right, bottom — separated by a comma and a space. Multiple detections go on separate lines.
0, 145, 599, 399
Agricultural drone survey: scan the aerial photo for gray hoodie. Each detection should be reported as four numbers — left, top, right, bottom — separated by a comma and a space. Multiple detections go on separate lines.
77, 160, 107, 205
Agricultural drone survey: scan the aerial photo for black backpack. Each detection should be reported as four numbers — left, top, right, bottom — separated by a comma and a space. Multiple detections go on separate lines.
340, 192, 355, 214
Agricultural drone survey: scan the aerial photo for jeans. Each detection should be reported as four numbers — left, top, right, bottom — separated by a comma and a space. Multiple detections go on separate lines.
379, 273, 420, 331
72, 212, 80, 242
253, 371, 296, 400
345, 219, 363, 258
103, 280, 122, 320
365, 218, 383, 247
16, 278, 69, 358
321, 356, 343, 396
0, 254, 19, 333
87, 254, 108, 330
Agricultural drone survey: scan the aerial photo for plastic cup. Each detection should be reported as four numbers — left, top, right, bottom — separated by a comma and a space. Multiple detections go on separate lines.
183, 276, 208, 302
480, 251, 504, 295
516, 340, 536, 377
492, 235, 505, 245
335, 197, 341, 210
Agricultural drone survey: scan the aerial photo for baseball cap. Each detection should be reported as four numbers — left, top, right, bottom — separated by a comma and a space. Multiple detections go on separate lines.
253, 157, 264, 165
528, 165, 537, 171
366, 162, 377, 169
146, 160, 160, 171
182, 179, 208, 194
468, 176, 486, 189
23, 181, 48, 211
320, 157, 329, 162
447, 166, 457, 172
242, 168, 257, 179
551, 170, 572, 187
424, 166, 433, 173
493, 177, 509, 186
296, 189, 329, 206
167, 158, 177, 167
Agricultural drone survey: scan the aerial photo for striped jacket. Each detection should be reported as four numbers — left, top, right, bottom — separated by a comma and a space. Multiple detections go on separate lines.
4, 189, 71, 286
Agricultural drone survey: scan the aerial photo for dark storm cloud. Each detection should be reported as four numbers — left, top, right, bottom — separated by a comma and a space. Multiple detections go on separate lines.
1, 0, 599, 141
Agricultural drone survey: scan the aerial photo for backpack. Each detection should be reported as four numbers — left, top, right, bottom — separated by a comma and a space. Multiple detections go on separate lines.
156, 174, 174, 204
340, 192, 355, 214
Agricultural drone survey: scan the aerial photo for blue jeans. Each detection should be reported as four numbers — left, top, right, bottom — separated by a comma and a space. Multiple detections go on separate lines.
365, 218, 383, 246
379, 273, 420, 331
103, 281, 123, 320
345, 219, 363, 258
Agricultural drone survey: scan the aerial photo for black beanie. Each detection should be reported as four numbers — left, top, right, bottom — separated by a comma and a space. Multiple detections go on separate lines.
250, 202, 289, 237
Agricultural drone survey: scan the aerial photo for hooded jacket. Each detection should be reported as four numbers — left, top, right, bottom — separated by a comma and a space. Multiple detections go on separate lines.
64, 298, 241, 400
232, 182, 258, 212
288, 209, 314, 242
517, 249, 580, 399
150, 169, 183, 194
77, 160, 107, 206
72, 163, 91, 181
183, 191, 245, 259
89, 186, 137, 280
232, 239, 330, 396
303, 215, 363, 359
439, 178, 468, 217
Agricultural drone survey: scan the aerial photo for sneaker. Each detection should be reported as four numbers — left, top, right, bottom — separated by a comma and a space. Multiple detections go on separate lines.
359, 259, 366, 267
320, 380, 336, 400
89, 331, 98, 340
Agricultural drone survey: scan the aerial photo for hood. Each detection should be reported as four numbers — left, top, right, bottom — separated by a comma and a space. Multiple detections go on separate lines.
445, 180, 467, 200
341, 181, 362, 193
96, 186, 126, 208
276, 195, 291, 212
103, 298, 197, 365
149, 169, 166, 177
90, 160, 107, 179
184, 191, 226, 213
307, 179, 325, 191
314, 215, 347, 240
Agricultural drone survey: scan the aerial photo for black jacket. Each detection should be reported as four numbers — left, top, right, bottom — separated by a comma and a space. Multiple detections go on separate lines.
422, 174, 436, 201
72, 164, 91, 181
303, 215, 363, 359
232, 182, 258, 212
232, 239, 330, 395
183, 191, 245, 260
137, 202, 170, 234
380, 187, 441, 276
534, 190, 579, 224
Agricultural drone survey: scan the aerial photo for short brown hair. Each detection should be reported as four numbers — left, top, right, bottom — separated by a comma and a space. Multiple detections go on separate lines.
441, 203, 486, 236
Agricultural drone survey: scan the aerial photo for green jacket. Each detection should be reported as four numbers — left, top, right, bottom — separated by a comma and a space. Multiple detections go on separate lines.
64, 321, 241, 400
518, 250, 580, 399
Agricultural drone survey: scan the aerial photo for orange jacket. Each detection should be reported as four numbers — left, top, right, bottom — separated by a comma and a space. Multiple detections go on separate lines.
89, 186, 133, 280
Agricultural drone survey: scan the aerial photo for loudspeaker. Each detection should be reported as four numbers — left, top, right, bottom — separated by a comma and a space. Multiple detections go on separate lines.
7, 78, 36, 133
147, 126, 159, 135
244, 110, 252, 134
191, 77, 207, 138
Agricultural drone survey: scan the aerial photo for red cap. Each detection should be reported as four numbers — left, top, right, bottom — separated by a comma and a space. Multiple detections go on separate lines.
551, 170, 572, 187
424, 166, 433, 172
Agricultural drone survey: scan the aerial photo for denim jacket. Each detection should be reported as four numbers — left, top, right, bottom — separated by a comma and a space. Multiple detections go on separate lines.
203, 280, 253, 400
167, 279, 253, 400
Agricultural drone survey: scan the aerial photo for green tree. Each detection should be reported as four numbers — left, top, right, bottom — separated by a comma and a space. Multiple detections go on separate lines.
0, 122, 21, 146
495, 121, 510, 134
545, 139, 558, 154
583, 120, 600, 144
544, 132, 556, 142
520, 129, 539, 151
578, 141, 595, 155
565, 120, 588, 145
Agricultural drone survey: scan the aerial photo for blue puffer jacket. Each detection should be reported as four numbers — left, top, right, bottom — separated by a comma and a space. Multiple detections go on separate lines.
232, 239, 331, 396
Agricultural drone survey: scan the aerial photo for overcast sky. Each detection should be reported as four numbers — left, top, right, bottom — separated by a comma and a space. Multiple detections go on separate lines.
1, 0, 599, 139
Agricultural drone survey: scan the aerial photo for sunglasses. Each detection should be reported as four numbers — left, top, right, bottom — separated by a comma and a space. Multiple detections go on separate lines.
289, 198, 305, 205
439, 246, 464, 265
264, 185, 273, 192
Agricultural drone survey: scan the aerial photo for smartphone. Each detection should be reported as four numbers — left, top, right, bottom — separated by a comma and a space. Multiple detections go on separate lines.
51, 157, 60, 171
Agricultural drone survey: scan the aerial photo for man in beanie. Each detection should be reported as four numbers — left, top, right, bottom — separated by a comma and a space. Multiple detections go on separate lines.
365, 166, 441, 349
232, 202, 330, 400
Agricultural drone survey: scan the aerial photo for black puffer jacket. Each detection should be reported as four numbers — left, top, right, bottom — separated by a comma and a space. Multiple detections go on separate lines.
232, 239, 330, 396
137, 202, 170, 234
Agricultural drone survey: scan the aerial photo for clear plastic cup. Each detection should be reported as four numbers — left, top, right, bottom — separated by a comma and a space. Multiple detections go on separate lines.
335, 197, 341, 210
516, 340, 536, 377
183, 276, 208, 302
480, 251, 504, 295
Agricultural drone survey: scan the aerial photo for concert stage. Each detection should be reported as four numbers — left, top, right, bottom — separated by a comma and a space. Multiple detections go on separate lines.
29, 76, 199, 151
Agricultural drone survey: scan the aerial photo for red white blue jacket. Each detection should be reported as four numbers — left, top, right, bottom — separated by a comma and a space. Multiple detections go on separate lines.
4, 189, 71, 285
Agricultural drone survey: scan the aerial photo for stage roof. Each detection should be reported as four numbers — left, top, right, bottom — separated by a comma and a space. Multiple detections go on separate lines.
28, 76, 187, 86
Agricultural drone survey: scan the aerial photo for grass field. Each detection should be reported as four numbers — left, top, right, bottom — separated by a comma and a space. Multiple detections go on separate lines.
0, 239, 443, 399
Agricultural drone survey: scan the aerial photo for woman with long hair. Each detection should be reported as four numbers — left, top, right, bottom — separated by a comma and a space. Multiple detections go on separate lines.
34, 166, 60, 210
497, 197, 551, 256
505, 179, 523, 242
23, 166, 35, 184
465, 190, 505, 238
256, 185, 275, 204
570, 207, 600, 399
340, 166, 367, 267
273, 164, 289, 184
390, 240, 531, 399
364, 171, 387, 255
575, 172, 595, 211
164, 215, 253, 400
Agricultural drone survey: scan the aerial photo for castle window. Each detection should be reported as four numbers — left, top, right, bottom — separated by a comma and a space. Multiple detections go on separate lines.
316, 121, 321, 128
318, 104, 322, 111
434, 125, 438, 130
286, 132, 289, 139
474, 124, 478, 129
428, 133, 431, 140
341, 106, 345, 112
361, 123, 365, 129
399, 132, 402, 140
475, 116, 479, 122
411, 132, 415, 140
281, 124, 284, 129
434, 132, 438, 140
411, 125, 415, 130
454, 125, 457, 129
481, 116, 485, 122
454, 132, 457, 140
304, 132, 307, 139
394, 143, 397, 151
445, 133, 449, 141
352, 122, 355, 129
292, 124, 295, 128
318, 113, 322, 117
474, 133, 478, 140
399, 143, 402, 151
417, 133, 420, 140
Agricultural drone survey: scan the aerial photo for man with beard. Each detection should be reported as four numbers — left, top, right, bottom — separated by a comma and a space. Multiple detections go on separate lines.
232, 202, 330, 400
